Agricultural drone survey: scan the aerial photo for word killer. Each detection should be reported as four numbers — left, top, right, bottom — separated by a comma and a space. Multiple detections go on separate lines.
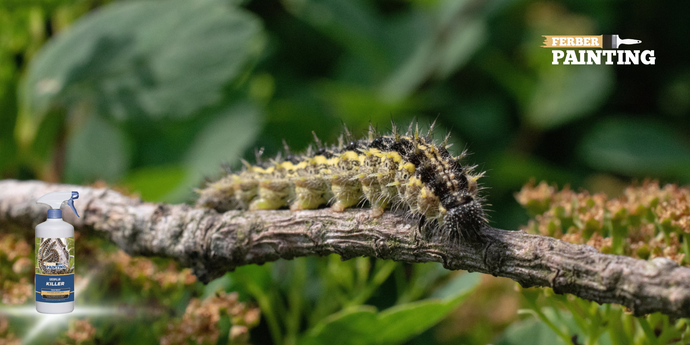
552, 50, 655, 65
46, 281, 65, 286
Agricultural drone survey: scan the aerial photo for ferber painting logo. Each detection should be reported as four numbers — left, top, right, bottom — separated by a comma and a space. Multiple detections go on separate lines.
543, 35, 655, 65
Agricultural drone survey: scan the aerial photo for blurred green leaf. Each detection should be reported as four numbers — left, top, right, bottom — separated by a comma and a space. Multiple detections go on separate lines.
184, 102, 262, 176
526, 66, 613, 129
22, 0, 264, 128
282, 0, 389, 72
431, 272, 481, 299
381, 1, 488, 101
578, 117, 690, 180
659, 70, 690, 117
64, 115, 130, 183
202, 273, 234, 301
316, 82, 417, 124
495, 317, 564, 345
300, 273, 480, 345
451, 96, 510, 141
163, 102, 262, 203
232, 263, 276, 297
497, 307, 614, 345
487, 152, 578, 192
123, 165, 186, 202
0, 75, 18, 173
435, 20, 486, 79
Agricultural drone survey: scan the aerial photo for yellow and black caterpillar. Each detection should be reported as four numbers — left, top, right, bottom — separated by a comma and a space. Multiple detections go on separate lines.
196, 122, 488, 242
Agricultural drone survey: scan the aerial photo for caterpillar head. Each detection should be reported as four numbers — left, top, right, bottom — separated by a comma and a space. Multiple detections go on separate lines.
441, 192, 486, 243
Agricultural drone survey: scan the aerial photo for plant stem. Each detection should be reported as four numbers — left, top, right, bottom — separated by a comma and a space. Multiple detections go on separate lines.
246, 283, 283, 345
348, 260, 397, 307
524, 298, 573, 345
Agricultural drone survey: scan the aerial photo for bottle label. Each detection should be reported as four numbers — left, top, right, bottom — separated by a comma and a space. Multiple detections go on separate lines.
35, 237, 74, 303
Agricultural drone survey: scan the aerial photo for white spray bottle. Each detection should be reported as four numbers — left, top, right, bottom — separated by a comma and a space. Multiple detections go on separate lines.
35, 191, 79, 314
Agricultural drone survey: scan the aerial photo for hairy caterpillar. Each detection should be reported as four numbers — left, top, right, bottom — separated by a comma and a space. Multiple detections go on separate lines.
196, 122, 488, 242
38, 238, 72, 274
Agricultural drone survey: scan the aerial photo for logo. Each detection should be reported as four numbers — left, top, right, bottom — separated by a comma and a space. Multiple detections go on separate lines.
543, 35, 655, 65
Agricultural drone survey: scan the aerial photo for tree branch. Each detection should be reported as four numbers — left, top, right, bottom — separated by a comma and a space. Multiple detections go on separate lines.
1, 179, 689, 318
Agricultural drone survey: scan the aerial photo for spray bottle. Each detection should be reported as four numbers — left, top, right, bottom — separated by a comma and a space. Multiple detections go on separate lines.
35, 191, 79, 314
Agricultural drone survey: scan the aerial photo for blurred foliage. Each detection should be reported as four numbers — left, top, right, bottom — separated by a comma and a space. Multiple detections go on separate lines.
213, 254, 481, 345
1, 0, 689, 343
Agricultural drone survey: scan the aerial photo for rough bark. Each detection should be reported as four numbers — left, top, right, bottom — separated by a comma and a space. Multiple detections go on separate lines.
1, 179, 689, 318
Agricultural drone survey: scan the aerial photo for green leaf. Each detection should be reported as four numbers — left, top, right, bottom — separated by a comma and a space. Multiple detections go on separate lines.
498, 307, 615, 345
123, 165, 186, 202
526, 65, 613, 129
283, 0, 389, 72
487, 152, 578, 192
232, 264, 275, 296
495, 317, 564, 345
431, 271, 481, 299
578, 117, 690, 179
450, 96, 511, 141
0, 73, 18, 173
434, 16, 487, 79
380, 0, 488, 101
184, 102, 262, 177
300, 273, 481, 345
201, 273, 234, 301
64, 115, 130, 184
163, 102, 262, 203
22, 0, 264, 128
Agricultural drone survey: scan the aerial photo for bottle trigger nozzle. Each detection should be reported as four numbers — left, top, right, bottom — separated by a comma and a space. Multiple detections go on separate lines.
37, 191, 80, 218
68, 191, 79, 218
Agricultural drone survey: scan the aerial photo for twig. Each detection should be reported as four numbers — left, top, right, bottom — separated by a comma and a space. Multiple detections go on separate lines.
1, 179, 689, 318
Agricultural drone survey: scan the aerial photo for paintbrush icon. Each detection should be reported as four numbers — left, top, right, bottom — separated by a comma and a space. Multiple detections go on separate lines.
603, 35, 642, 49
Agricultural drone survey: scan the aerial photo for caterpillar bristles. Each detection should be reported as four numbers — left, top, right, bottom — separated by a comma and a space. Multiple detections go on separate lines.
221, 162, 233, 174
442, 131, 452, 149
254, 147, 265, 164
405, 121, 414, 136
196, 122, 488, 243
391, 121, 400, 142
426, 118, 437, 139
368, 122, 378, 141
312, 131, 323, 149
282, 139, 291, 156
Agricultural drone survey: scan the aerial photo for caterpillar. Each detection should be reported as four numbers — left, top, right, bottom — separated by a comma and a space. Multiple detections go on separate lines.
38, 238, 72, 274
196, 122, 488, 243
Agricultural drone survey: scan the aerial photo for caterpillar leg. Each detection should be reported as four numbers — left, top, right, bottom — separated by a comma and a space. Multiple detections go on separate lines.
330, 176, 362, 212
418, 186, 441, 220
195, 176, 238, 211
362, 184, 389, 218
370, 205, 386, 218
249, 180, 292, 210
330, 189, 361, 212
290, 178, 331, 211
235, 180, 259, 209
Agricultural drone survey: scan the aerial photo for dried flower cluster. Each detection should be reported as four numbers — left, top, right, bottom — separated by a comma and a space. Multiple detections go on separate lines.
105, 250, 197, 290
0, 234, 33, 305
1, 277, 32, 305
516, 180, 690, 265
65, 319, 96, 344
0, 234, 30, 261
160, 291, 261, 345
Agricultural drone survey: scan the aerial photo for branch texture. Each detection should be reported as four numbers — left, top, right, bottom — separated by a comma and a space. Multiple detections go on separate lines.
1, 179, 689, 318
